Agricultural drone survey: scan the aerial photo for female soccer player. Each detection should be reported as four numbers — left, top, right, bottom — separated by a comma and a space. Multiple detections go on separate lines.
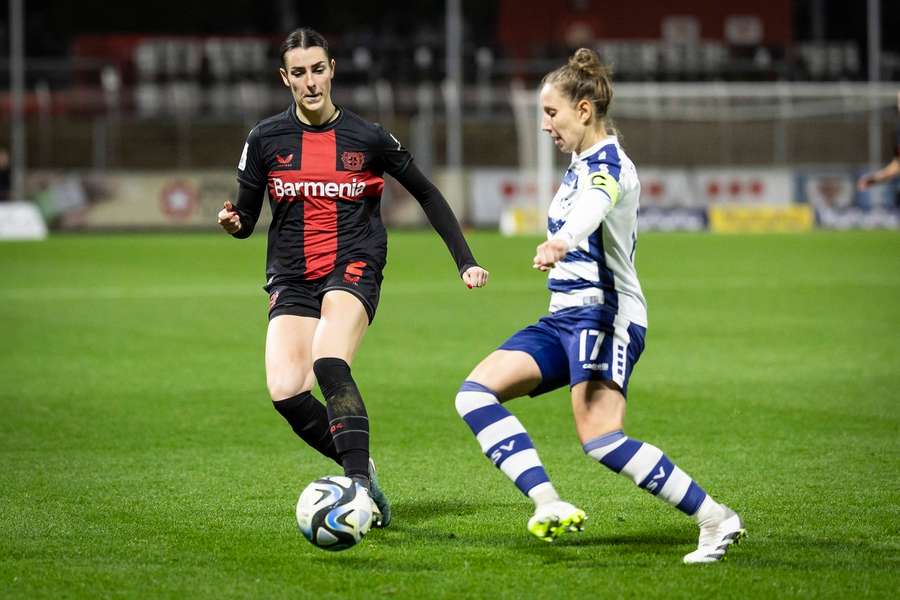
218, 28, 488, 527
454, 49, 744, 563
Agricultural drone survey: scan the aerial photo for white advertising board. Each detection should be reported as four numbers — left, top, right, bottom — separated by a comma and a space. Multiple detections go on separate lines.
0, 202, 48, 240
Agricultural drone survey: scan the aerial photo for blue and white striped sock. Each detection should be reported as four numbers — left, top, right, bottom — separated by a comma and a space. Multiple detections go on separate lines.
584, 430, 721, 522
455, 381, 559, 506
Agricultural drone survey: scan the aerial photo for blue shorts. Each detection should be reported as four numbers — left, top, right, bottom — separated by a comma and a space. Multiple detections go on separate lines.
499, 306, 646, 398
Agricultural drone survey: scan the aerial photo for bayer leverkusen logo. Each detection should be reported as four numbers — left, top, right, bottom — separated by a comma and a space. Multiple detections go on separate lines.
341, 151, 365, 171
160, 181, 198, 221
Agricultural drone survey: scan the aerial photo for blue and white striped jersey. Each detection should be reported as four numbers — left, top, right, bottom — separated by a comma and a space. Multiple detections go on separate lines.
546, 136, 647, 327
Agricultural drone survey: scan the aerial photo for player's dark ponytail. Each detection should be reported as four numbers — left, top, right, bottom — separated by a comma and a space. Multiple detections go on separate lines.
543, 48, 618, 137
280, 28, 331, 66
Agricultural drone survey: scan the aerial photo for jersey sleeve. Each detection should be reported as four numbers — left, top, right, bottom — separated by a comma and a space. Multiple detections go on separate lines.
550, 147, 622, 250
583, 146, 623, 206
236, 127, 266, 190
230, 183, 265, 239
550, 189, 613, 250
374, 124, 413, 177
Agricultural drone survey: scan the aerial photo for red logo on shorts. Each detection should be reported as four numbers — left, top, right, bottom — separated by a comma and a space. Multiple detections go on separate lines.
343, 261, 367, 284
268, 290, 280, 310
341, 151, 365, 171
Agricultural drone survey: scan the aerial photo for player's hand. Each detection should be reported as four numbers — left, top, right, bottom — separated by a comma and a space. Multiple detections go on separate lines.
217, 201, 242, 234
533, 239, 569, 271
856, 173, 876, 191
462, 266, 489, 289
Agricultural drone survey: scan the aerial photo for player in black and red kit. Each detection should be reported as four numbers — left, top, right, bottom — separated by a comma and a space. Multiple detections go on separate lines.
217, 28, 489, 527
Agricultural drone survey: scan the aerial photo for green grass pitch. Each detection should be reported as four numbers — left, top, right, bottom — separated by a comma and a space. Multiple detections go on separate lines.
1, 230, 898, 598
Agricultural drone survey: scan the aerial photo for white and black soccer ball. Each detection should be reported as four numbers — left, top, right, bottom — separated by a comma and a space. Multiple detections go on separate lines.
296, 476, 373, 551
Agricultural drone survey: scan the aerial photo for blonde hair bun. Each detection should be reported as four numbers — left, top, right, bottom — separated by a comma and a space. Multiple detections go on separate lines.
569, 48, 608, 80
543, 48, 615, 124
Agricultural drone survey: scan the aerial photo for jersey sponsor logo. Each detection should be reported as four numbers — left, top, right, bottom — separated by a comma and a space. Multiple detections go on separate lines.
275, 153, 294, 166
271, 177, 367, 200
343, 261, 367, 284
341, 151, 366, 171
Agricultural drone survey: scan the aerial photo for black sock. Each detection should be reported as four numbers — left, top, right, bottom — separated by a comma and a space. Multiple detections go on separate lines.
272, 391, 340, 464
313, 357, 370, 486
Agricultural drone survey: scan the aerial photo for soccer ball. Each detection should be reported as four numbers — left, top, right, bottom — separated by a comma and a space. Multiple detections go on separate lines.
296, 476, 373, 551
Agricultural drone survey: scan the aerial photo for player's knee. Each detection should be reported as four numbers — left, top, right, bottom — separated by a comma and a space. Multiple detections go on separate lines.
455, 380, 499, 417
464, 360, 492, 386
267, 379, 300, 402
266, 369, 313, 402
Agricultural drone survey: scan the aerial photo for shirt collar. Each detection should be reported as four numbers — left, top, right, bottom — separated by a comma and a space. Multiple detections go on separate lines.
572, 135, 618, 162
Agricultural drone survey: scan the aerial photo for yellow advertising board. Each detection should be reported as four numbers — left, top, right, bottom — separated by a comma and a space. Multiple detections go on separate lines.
708, 205, 814, 233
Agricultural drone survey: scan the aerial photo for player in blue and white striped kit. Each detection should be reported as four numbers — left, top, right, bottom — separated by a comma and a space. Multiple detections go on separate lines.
455, 49, 745, 563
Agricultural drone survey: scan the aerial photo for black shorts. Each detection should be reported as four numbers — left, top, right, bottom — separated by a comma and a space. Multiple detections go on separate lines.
265, 259, 384, 324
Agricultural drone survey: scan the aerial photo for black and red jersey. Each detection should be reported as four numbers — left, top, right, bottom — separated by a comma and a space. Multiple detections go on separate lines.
235, 105, 423, 284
